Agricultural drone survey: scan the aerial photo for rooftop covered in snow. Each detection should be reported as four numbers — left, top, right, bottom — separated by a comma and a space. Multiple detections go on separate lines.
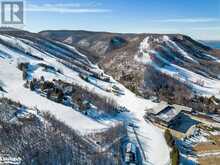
150, 102, 192, 123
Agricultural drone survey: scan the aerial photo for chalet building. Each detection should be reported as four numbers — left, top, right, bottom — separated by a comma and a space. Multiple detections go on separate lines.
146, 102, 192, 127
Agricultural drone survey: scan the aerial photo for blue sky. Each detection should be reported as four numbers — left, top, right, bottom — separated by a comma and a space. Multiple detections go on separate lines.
23, 0, 220, 40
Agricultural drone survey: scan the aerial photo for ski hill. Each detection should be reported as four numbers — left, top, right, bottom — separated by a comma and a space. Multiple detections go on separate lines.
0, 29, 170, 165
136, 35, 220, 97
41, 30, 220, 98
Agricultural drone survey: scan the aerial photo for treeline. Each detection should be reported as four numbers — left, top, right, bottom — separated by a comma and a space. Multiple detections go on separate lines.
70, 80, 118, 115
86, 122, 127, 164
25, 77, 118, 115
144, 65, 220, 114
0, 98, 121, 165
164, 129, 179, 165
0, 97, 22, 108
17, 62, 29, 80
87, 122, 127, 146
17, 62, 119, 115
0, 86, 6, 92
119, 71, 142, 96
144, 65, 192, 103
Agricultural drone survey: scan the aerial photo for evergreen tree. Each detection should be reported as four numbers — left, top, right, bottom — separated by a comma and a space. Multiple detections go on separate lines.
170, 146, 179, 165
164, 129, 174, 147
30, 81, 35, 91
22, 70, 28, 80
57, 90, 64, 103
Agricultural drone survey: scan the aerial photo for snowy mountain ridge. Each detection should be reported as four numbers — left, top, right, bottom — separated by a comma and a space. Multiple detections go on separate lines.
136, 35, 220, 97
40, 30, 220, 100
0, 30, 170, 165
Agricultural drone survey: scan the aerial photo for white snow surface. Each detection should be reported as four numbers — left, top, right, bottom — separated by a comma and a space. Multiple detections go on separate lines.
136, 35, 220, 98
0, 34, 170, 165
163, 36, 198, 63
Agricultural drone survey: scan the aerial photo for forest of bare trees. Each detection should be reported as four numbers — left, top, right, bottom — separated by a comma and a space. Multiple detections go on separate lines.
0, 98, 126, 165
144, 65, 220, 114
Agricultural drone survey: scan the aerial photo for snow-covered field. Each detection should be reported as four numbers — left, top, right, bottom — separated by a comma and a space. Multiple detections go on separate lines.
0, 33, 170, 165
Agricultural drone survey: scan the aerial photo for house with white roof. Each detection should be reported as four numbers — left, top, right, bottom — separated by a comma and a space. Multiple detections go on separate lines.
146, 102, 192, 127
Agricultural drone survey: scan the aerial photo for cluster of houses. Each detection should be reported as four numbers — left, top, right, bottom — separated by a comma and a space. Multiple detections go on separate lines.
79, 72, 125, 96
145, 101, 197, 138
146, 101, 220, 164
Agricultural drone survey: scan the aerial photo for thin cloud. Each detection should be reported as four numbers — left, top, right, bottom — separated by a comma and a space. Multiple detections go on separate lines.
191, 26, 220, 30
154, 18, 219, 23
26, 3, 111, 13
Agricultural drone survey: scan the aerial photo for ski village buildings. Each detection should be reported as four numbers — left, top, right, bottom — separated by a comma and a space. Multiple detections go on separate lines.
146, 102, 192, 128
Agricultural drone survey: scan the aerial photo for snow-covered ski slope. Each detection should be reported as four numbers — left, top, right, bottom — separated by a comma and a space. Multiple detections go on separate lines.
136, 35, 220, 97
0, 31, 169, 165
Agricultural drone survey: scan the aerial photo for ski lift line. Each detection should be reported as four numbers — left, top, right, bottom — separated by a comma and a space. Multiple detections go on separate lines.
132, 127, 147, 161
